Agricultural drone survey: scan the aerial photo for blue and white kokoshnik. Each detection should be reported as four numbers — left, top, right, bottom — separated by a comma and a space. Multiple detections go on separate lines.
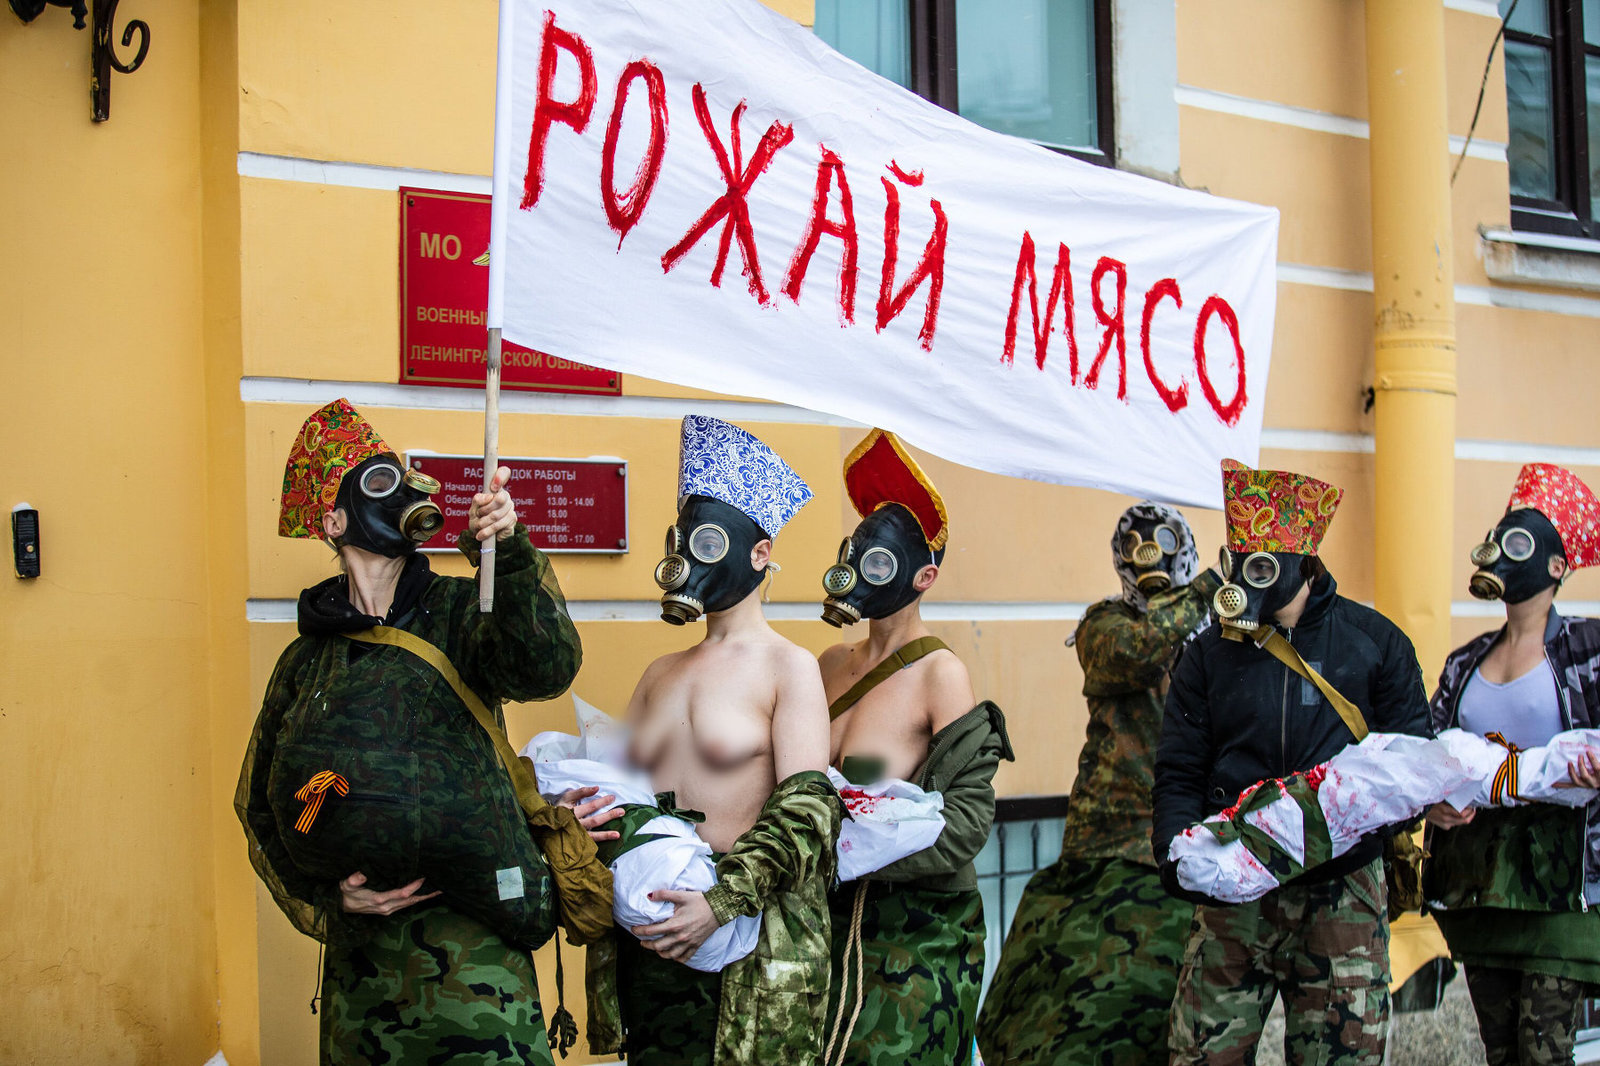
677, 415, 814, 537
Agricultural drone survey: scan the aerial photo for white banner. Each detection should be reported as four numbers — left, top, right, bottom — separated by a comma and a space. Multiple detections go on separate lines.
488, 0, 1279, 507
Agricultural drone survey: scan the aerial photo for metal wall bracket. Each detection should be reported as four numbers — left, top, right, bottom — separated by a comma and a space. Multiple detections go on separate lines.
9, 0, 150, 122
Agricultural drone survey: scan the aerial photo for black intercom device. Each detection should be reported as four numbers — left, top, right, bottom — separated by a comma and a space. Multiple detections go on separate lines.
13, 504, 39, 579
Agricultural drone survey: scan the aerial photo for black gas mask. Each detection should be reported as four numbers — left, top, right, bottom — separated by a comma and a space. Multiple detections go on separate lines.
1468, 508, 1567, 604
820, 504, 936, 627
1119, 515, 1185, 595
332, 454, 444, 557
654, 495, 771, 625
1212, 548, 1309, 640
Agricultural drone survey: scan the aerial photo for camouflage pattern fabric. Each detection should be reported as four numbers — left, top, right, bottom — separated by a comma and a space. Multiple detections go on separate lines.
238, 526, 582, 950
615, 931, 722, 1066
321, 902, 553, 1066
1461, 965, 1591, 1066
1169, 858, 1391, 1066
976, 857, 1192, 1066
1059, 572, 1221, 865
1425, 802, 1589, 914
825, 882, 984, 1066
587, 771, 843, 1065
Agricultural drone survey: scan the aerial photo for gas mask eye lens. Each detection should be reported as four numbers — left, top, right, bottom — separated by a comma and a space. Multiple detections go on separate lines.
359, 463, 401, 498
860, 547, 898, 585
1501, 528, 1536, 561
1219, 547, 1233, 579
1154, 526, 1179, 554
1119, 532, 1141, 561
837, 537, 853, 564
1242, 553, 1280, 588
688, 524, 729, 563
665, 526, 684, 557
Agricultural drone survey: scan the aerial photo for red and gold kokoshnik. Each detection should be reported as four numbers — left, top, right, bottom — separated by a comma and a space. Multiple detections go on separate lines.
1220, 458, 1342, 556
278, 398, 395, 540
1506, 462, 1600, 570
842, 428, 949, 551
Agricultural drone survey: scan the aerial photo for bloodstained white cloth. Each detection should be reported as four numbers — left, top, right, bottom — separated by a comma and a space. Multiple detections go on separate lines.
827, 767, 946, 883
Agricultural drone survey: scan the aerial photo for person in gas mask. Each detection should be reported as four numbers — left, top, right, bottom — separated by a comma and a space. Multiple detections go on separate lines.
977, 501, 1217, 1066
238, 398, 606, 1065
814, 429, 1012, 1066
1423, 463, 1600, 1066
1152, 460, 1431, 1066
586, 415, 841, 1066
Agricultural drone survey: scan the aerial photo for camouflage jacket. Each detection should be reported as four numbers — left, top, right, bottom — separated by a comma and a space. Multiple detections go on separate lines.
864, 701, 1014, 892
588, 770, 843, 1065
1425, 609, 1600, 911
1059, 571, 1221, 866
235, 526, 583, 943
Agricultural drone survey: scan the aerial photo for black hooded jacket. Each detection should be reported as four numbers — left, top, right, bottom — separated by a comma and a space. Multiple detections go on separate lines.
1152, 572, 1433, 892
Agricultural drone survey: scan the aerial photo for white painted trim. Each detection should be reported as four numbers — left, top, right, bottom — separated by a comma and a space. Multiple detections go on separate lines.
241, 377, 1600, 463
1173, 86, 1506, 161
1455, 281, 1600, 318
245, 598, 1091, 624
1454, 439, 1600, 467
1276, 262, 1374, 293
238, 376, 863, 427
245, 597, 1600, 624
237, 151, 490, 195
1275, 260, 1600, 319
1481, 227, 1600, 256
1453, 600, 1600, 618
1443, 0, 1503, 18
1260, 428, 1374, 455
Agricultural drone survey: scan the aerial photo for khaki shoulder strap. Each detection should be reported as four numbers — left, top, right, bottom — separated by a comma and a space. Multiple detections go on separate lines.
346, 626, 552, 816
829, 635, 950, 720
1256, 629, 1369, 742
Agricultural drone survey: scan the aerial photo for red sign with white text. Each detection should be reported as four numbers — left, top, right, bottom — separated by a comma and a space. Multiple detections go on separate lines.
406, 453, 629, 553
400, 188, 621, 394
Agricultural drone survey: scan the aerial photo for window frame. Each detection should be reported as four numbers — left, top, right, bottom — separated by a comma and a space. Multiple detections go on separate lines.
1507, 0, 1599, 237
903, 0, 1116, 167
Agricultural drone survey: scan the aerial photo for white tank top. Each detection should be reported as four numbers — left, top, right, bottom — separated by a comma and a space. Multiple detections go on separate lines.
1458, 661, 1564, 748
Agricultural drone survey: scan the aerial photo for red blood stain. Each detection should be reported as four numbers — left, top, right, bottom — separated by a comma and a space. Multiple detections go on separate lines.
1140, 278, 1188, 412
782, 145, 859, 324
599, 59, 669, 248
875, 175, 948, 351
1002, 231, 1078, 375
521, 11, 597, 212
660, 84, 795, 305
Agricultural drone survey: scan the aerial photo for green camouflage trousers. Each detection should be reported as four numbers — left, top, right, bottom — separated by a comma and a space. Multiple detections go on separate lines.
614, 929, 722, 1066
320, 904, 553, 1066
826, 882, 986, 1066
976, 856, 1193, 1066
1463, 965, 1591, 1066
1169, 858, 1390, 1066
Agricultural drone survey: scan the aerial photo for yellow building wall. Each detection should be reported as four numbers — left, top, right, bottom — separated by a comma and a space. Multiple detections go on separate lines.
5, 0, 1600, 1062
0, 2, 222, 1064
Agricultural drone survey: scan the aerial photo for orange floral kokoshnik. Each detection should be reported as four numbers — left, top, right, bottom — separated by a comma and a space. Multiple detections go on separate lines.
1220, 458, 1342, 556
278, 398, 395, 540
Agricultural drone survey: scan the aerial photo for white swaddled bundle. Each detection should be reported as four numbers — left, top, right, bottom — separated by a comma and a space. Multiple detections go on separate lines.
1434, 727, 1600, 809
1170, 733, 1475, 903
522, 696, 948, 971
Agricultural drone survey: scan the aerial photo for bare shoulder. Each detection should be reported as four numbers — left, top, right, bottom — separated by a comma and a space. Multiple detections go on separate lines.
921, 648, 976, 728
817, 641, 857, 674
765, 634, 828, 679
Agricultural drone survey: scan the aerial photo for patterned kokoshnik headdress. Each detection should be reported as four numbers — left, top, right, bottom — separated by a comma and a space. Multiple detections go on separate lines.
279, 398, 395, 540
677, 415, 813, 537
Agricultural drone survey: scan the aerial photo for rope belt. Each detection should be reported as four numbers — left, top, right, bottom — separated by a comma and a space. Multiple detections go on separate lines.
293, 770, 350, 833
823, 881, 870, 1066
1486, 732, 1523, 806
